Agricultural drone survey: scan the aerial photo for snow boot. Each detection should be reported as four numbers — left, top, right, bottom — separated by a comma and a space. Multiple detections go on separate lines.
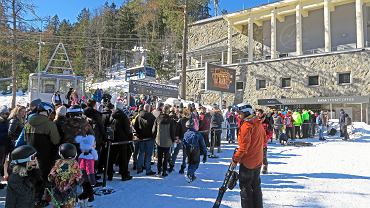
262, 165, 268, 174
78, 182, 94, 202
168, 164, 174, 173
179, 165, 185, 174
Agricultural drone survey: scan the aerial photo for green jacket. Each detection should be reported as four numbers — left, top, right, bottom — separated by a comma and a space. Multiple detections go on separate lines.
302, 110, 310, 121
292, 112, 303, 126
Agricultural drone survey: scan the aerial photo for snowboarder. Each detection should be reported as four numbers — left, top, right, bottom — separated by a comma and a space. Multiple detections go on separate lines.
232, 103, 265, 208
6, 145, 43, 208
183, 120, 207, 182
48, 143, 81, 208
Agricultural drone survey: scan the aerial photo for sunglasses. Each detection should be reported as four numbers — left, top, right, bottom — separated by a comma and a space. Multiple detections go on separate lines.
11, 152, 37, 165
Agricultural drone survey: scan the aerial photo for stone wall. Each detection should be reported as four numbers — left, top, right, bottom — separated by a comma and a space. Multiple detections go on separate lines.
186, 50, 370, 108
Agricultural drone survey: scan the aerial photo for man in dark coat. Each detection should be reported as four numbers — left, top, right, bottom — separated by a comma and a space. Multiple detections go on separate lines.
211, 104, 224, 153
108, 101, 133, 181
134, 104, 156, 175
84, 99, 107, 173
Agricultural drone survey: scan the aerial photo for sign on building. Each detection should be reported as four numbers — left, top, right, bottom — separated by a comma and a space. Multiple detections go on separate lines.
205, 63, 236, 93
128, 80, 178, 98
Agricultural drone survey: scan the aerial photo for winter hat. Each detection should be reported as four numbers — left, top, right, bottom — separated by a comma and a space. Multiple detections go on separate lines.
56, 106, 67, 117
115, 101, 124, 110
0, 105, 9, 114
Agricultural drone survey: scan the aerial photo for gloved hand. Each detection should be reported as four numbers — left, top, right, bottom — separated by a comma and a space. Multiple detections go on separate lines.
202, 155, 207, 163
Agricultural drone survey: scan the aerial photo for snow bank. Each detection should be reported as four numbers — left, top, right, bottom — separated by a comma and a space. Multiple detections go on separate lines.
0, 93, 29, 107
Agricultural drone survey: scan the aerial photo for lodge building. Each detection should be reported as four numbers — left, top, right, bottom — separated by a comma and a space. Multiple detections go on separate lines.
184, 0, 370, 123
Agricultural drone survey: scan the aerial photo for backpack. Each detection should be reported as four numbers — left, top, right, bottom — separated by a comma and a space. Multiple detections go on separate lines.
345, 116, 352, 126
328, 128, 337, 136
184, 131, 201, 165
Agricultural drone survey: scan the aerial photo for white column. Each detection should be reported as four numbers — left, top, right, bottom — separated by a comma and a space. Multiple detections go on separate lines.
248, 18, 254, 62
271, 9, 277, 59
200, 55, 203, 67
296, 3, 303, 56
361, 103, 363, 122
227, 21, 233, 64
324, 0, 331, 52
356, 0, 365, 48
221, 51, 224, 65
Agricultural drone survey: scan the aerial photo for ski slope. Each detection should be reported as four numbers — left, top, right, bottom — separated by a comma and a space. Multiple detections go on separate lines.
0, 122, 369, 207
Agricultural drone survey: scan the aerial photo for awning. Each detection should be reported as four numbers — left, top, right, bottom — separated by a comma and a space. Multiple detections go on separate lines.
258, 96, 370, 106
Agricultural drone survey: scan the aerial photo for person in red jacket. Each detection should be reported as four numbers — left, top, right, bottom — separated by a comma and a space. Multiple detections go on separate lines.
232, 103, 265, 208
256, 109, 273, 174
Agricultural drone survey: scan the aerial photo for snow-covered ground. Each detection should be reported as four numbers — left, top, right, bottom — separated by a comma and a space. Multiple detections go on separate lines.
0, 92, 29, 107
0, 122, 369, 208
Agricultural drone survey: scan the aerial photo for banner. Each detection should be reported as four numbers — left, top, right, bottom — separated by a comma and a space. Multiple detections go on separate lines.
129, 80, 178, 98
205, 63, 236, 93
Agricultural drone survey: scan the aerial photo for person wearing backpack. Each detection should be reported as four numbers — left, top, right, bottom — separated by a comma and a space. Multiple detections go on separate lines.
183, 120, 207, 183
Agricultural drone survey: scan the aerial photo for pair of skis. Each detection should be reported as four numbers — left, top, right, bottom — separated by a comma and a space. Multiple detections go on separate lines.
213, 148, 239, 208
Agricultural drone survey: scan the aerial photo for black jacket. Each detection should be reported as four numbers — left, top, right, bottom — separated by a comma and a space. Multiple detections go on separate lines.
177, 117, 189, 140
84, 107, 107, 146
8, 117, 23, 144
6, 168, 43, 208
54, 116, 67, 143
152, 113, 176, 148
211, 111, 224, 129
111, 110, 133, 142
0, 117, 9, 146
134, 111, 156, 140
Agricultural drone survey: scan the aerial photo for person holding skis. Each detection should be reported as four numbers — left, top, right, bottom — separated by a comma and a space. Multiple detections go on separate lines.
183, 120, 207, 182
232, 103, 265, 208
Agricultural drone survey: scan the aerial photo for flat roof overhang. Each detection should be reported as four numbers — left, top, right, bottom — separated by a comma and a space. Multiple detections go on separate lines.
258, 96, 370, 106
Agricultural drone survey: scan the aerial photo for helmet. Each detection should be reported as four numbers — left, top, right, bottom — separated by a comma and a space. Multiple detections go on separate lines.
67, 105, 83, 118
59, 143, 77, 159
236, 103, 254, 117
37, 102, 54, 115
11, 145, 37, 165
185, 119, 194, 129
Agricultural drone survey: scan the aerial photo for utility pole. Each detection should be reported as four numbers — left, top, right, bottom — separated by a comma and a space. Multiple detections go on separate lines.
180, 0, 188, 100
37, 19, 44, 72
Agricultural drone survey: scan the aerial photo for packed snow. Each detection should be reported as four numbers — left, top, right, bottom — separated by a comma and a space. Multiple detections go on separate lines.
1, 121, 368, 207
0, 92, 29, 107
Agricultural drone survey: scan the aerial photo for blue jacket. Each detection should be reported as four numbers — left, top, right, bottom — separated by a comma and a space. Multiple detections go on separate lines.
183, 128, 207, 156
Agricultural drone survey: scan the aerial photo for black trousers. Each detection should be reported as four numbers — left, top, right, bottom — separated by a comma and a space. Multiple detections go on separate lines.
239, 164, 263, 208
302, 121, 310, 138
211, 129, 222, 147
263, 147, 268, 166
107, 144, 132, 178
294, 126, 302, 139
157, 146, 170, 173
285, 127, 294, 139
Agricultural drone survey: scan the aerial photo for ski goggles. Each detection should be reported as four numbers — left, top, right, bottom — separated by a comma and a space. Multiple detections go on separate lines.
11, 152, 37, 165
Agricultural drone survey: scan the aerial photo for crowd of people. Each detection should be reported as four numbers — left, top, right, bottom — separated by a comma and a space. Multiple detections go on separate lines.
0, 89, 354, 208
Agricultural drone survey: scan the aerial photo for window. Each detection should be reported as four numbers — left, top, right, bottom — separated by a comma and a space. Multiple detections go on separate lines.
338, 73, 351, 84
41, 78, 56, 93
308, 76, 319, 86
256, 79, 266, 90
236, 81, 244, 90
281, 78, 291, 88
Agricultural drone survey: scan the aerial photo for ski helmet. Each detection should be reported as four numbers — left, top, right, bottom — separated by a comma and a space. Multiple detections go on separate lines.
36, 102, 54, 116
236, 103, 254, 117
67, 105, 83, 118
58, 143, 77, 159
11, 145, 37, 165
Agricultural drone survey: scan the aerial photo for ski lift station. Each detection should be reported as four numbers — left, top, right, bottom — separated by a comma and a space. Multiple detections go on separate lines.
29, 43, 84, 104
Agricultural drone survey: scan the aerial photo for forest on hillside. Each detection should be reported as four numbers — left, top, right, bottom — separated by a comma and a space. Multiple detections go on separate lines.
0, 0, 212, 90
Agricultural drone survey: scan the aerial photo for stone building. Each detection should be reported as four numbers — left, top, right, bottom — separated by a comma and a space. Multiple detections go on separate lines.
185, 0, 370, 123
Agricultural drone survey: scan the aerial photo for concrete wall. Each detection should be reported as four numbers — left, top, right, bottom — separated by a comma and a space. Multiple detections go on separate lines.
302, 9, 324, 51
331, 3, 356, 49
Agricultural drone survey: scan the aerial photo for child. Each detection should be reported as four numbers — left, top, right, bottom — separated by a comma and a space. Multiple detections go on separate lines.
75, 133, 98, 202
6, 145, 43, 208
183, 120, 207, 183
48, 143, 81, 208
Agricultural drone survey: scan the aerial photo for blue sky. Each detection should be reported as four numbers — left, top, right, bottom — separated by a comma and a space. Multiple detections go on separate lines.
31, 0, 272, 24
